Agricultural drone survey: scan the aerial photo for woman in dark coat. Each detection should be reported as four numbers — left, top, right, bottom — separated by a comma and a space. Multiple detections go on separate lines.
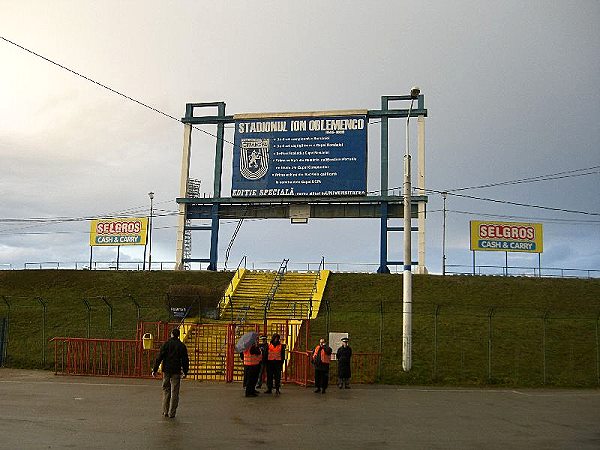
336, 337, 352, 389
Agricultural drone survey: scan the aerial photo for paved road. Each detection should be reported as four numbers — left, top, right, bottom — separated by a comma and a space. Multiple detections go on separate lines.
0, 369, 598, 449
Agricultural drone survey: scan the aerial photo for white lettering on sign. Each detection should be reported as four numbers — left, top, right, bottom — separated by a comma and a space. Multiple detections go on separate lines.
479, 224, 535, 240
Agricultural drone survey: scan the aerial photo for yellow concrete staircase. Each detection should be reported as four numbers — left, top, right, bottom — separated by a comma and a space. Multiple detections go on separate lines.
180, 323, 230, 379
181, 265, 329, 381
220, 269, 329, 323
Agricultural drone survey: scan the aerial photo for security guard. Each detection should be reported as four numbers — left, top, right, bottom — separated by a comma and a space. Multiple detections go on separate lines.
265, 333, 286, 394
243, 337, 262, 397
312, 338, 332, 394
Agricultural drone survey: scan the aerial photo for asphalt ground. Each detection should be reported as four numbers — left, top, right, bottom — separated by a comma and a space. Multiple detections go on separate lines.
0, 369, 598, 450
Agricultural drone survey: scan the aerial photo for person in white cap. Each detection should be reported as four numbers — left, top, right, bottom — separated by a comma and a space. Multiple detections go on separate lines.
336, 337, 352, 389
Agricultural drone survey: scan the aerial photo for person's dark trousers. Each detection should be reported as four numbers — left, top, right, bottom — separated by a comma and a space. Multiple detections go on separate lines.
162, 372, 182, 417
242, 366, 249, 389
256, 362, 266, 388
314, 368, 329, 391
245, 365, 260, 396
266, 361, 283, 392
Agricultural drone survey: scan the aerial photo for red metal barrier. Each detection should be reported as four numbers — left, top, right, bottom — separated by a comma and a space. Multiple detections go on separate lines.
285, 350, 381, 386
51, 337, 156, 378
51, 320, 381, 384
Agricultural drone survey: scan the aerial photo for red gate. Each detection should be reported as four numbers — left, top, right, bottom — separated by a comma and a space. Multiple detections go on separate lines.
51, 320, 381, 384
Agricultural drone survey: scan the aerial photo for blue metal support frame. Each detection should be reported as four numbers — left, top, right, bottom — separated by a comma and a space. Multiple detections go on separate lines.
377, 202, 390, 273
377, 95, 427, 273
180, 102, 227, 271
179, 97, 427, 273
207, 102, 226, 271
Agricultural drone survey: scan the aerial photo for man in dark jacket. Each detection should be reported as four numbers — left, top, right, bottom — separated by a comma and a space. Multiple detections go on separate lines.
152, 328, 189, 418
336, 337, 352, 388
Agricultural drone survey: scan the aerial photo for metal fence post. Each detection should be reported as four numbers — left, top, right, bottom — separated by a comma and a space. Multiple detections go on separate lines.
2, 296, 10, 366
101, 296, 113, 337
325, 299, 330, 336
596, 312, 599, 386
83, 299, 91, 338
37, 297, 47, 366
433, 305, 440, 380
378, 300, 384, 380
488, 307, 495, 382
129, 294, 142, 323
543, 310, 549, 384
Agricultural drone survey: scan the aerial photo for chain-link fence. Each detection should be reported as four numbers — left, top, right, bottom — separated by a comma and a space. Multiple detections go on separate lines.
2, 294, 599, 387
0, 295, 171, 369
307, 301, 600, 387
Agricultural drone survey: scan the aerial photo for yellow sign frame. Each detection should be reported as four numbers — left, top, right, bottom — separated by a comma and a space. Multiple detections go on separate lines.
90, 218, 148, 246
470, 220, 543, 253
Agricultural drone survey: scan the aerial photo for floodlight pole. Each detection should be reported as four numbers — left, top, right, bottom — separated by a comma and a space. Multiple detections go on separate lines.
148, 192, 154, 270
442, 191, 448, 276
402, 87, 420, 372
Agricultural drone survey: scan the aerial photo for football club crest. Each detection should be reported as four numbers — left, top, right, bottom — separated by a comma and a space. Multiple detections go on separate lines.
240, 138, 269, 180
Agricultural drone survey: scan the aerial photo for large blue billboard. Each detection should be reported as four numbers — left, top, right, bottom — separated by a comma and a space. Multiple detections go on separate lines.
232, 112, 368, 197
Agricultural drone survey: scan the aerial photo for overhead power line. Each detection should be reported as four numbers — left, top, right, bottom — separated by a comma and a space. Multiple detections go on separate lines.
0, 35, 228, 144
446, 165, 600, 192
2, 35, 599, 228
443, 210, 600, 224
423, 187, 600, 216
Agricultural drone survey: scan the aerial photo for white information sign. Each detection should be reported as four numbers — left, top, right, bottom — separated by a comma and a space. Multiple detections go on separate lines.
329, 332, 349, 361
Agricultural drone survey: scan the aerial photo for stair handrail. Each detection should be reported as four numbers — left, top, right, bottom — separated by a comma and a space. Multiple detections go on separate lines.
214, 307, 250, 374
217, 255, 247, 317
177, 302, 196, 342
263, 258, 289, 325
308, 256, 325, 318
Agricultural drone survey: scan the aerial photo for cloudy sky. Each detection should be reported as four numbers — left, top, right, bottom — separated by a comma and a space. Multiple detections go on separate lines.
1, 1, 599, 275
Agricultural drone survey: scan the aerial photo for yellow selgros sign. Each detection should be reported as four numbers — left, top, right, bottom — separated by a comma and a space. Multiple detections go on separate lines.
470, 220, 543, 253
90, 218, 148, 246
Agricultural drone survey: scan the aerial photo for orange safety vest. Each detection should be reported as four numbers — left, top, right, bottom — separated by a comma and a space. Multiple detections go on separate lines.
268, 343, 283, 361
313, 345, 331, 365
243, 348, 262, 366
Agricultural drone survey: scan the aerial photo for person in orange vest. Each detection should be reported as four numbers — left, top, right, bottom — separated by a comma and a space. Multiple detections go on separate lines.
312, 337, 332, 394
243, 337, 263, 397
265, 333, 286, 395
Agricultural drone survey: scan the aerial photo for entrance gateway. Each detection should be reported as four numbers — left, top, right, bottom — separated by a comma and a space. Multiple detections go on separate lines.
174, 96, 428, 273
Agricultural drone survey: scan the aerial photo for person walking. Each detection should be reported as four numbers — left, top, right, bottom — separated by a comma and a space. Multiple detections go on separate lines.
312, 337, 332, 394
265, 333, 286, 395
336, 337, 352, 389
243, 336, 263, 397
152, 328, 189, 418
256, 335, 268, 389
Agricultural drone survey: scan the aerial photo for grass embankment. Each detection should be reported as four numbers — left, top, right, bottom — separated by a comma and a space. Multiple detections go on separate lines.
1, 270, 599, 387
315, 274, 600, 387
0, 270, 232, 368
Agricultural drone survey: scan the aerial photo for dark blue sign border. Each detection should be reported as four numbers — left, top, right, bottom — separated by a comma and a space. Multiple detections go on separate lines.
232, 114, 367, 197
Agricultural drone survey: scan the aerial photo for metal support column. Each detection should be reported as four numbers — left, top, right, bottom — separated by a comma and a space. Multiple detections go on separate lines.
378, 202, 390, 273
175, 123, 193, 270
208, 103, 226, 271
416, 113, 427, 274
378, 96, 390, 274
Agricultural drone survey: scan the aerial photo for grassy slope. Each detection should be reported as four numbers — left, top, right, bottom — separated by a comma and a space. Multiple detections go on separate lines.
1, 270, 599, 386
0, 270, 232, 368
317, 274, 600, 386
